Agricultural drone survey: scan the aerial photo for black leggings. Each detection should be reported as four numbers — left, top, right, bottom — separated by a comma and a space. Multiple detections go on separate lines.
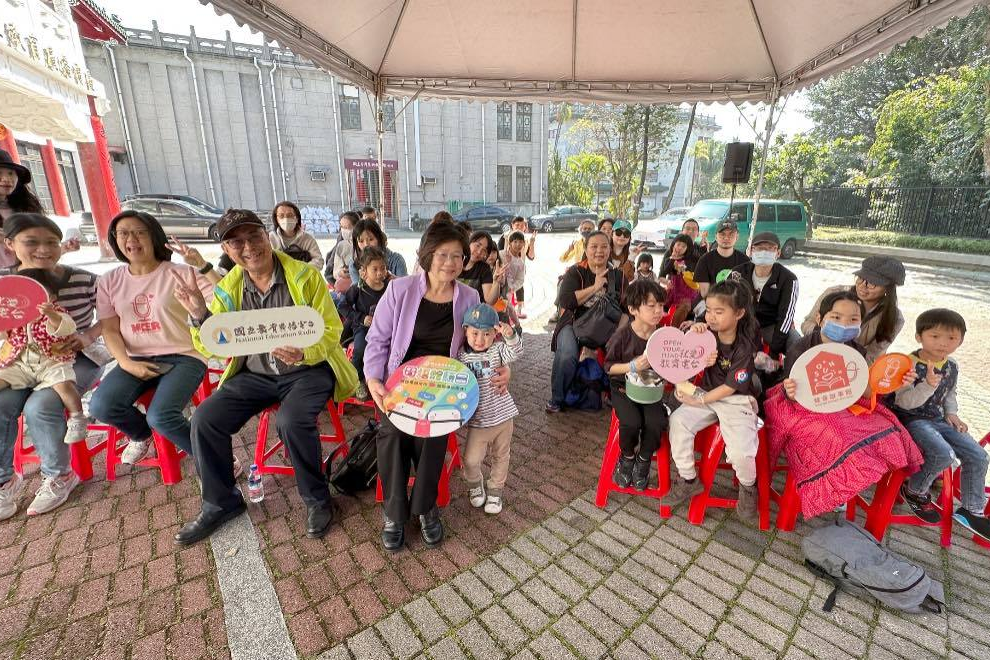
611, 388, 668, 459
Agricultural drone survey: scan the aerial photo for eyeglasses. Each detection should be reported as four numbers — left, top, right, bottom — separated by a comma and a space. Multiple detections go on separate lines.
112, 228, 150, 241
433, 251, 465, 264
856, 277, 882, 290
613, 229, 631, 238
224, 231, 269, 251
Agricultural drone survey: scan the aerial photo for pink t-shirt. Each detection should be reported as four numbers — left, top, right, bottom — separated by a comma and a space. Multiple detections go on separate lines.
97, 261, 214, 362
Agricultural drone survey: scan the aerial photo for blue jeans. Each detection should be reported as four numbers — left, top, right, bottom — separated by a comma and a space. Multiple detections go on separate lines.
89, 355, 207, 455
351, 325, 369, 381
0, 355, 103, 482
906, 418, 989, 512
550, 324, 579, 406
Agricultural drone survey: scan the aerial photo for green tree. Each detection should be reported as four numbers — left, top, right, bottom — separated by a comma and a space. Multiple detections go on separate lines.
869, 65, 989, 187
807, 5, 988, 143
762, 134, 868, 207
548, 152, 607, 209
571, 104, 678, 218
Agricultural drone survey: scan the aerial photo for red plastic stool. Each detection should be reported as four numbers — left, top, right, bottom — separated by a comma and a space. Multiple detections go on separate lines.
104, 389, 186, 485
845, 466, 954, 544
254, 401, 348, 475
686, 424, 773, 530
594, 411, 672, 517
951, 431, 990, 550
337, 397, 381, 421
375, 433, 460, 507
13, 415, 109, 481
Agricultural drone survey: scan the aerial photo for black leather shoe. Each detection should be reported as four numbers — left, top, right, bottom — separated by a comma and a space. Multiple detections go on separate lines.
174, 501, 247, 545
306, 502, 334, 538
419, 506, 443, 547
382, 515, 405, 551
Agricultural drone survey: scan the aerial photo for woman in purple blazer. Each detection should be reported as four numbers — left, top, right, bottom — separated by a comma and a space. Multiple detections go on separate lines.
365, 222, 508, 551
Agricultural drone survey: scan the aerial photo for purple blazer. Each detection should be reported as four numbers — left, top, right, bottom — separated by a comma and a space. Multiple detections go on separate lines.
363, 272, 481, 382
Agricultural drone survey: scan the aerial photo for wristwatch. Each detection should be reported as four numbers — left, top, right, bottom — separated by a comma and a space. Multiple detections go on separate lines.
198, 262, 214, 275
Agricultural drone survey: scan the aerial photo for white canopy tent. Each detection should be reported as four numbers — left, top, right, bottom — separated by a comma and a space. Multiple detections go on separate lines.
202, 0, 983, 235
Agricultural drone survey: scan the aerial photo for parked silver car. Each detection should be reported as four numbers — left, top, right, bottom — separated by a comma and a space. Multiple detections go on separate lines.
527, 205, 598, 232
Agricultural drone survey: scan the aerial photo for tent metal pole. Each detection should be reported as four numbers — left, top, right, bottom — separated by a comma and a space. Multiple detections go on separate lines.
375, 86, 386, 218
747, 85, 780, 253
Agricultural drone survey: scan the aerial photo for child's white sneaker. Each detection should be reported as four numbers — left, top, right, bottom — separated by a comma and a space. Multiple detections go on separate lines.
63, 413, 89, 444
484, 494, 503, 515
121, 439, 151, 464
468, 482, 486, 508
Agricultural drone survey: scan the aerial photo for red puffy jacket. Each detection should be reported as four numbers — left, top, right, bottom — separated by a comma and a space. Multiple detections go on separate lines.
764, 383, 923, 519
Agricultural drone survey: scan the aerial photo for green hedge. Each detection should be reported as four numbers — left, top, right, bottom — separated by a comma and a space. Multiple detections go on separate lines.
812, 227, 990, 256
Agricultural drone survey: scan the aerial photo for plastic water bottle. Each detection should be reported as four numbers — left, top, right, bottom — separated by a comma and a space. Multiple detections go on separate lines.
247, 464, 264, 503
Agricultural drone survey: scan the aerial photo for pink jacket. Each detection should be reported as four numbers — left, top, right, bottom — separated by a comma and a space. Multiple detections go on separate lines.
764, 383, 923, 519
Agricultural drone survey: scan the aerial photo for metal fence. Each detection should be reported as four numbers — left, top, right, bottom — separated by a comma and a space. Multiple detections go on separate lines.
808, 185, 990, 239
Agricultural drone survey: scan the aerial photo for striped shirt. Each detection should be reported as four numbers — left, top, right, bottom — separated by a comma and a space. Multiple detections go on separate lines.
1, 265, 98, 331
458, 333, 522, 428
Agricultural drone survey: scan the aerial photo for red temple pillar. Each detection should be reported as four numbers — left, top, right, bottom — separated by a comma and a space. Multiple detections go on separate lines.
0, 124, 18, 161
41, 140, 71, 217
77, 97, 120, 258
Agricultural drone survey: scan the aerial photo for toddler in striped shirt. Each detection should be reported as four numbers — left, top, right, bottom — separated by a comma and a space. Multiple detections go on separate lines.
458, 303, 522, 514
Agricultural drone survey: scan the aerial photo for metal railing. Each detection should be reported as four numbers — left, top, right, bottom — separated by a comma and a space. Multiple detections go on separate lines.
808, 185, 990, 239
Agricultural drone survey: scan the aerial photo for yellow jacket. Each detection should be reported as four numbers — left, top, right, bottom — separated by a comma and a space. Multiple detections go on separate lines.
191, 251, 358, 401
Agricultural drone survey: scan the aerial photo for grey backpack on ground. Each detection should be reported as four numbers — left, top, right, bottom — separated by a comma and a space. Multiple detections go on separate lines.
802, 519, 945, 614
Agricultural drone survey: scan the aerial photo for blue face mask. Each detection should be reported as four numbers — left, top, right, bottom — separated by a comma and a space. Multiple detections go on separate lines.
822, 321, 861, 343
750, 250, 777, 266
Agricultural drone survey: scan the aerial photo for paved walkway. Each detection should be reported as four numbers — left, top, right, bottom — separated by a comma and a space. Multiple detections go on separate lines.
2, 242, 989, 658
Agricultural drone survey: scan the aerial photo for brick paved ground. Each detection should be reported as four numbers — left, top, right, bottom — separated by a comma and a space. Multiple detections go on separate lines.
2, 245, 989, 659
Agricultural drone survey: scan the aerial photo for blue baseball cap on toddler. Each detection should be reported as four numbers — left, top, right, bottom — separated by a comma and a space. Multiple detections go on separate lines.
462, 303, 499, 330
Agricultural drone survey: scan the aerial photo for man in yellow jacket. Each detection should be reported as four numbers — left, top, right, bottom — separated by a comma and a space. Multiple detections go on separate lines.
170, 209, 357, 545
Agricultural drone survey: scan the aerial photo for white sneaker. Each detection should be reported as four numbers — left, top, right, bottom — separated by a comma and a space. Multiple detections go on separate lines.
468, 482, 486, 508
27, 472, 80, 516
484, 494, 503, 515
0, 474, 25, 520
120, 439, 151, 464
63, 413, 89, 444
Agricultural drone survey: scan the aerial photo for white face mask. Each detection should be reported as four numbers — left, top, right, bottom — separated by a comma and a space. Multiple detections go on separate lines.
280, 218, 298, 233
340, 227, 352, 240
751, 249, 777, 266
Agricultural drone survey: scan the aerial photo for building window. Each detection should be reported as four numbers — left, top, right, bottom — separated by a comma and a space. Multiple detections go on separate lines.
497, 102, 512, 140
15, 142, 53, 214
56, 149, 84, 212
339, 84, 361, 130
516, 103, 532, 142
496, 165, 512, 202
383, 99, 396, 132
516, 166, 532, 202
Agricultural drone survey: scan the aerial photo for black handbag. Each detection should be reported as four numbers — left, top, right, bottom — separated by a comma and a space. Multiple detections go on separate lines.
572, 270, 623, 348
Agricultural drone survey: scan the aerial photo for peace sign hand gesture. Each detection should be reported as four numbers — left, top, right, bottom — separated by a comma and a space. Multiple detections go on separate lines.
167, 236, 208, 270
169, 268, 209, 321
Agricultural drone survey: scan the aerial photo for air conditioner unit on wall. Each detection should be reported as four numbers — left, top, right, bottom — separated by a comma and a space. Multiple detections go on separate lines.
310, 170, 327, 182
420, 175, 437, 185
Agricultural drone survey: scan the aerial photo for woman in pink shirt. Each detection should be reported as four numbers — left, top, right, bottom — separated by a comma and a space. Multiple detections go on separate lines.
89, 211, 216, 465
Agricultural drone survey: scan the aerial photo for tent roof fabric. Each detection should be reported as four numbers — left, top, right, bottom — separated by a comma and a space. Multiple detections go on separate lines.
202, 0, 981, 103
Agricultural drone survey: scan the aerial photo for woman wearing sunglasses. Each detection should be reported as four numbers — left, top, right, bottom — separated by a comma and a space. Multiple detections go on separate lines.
609, 219, 636, 283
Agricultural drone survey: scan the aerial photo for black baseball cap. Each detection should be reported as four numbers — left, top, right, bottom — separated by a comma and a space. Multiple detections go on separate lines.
216, 209, 266, 241
751, 231, 780, 247
715, 220, 738, 233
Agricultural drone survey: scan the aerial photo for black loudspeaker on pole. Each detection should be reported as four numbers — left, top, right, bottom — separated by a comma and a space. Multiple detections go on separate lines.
722, 142, 754, 184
